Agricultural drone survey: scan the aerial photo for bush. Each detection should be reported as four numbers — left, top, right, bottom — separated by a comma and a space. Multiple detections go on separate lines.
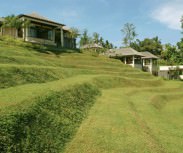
0, 83, 101, 153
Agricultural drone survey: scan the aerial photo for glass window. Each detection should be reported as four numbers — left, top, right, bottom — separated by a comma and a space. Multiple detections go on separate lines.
120, 57, 125, 63
145, 59, 150, 65
126, 56, 133, 64
135, 57, 142, 64
153, 59, 157, 65
28, 25, 53, 40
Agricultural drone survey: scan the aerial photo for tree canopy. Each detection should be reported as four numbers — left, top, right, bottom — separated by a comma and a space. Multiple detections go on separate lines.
121, 23, 137, 47
130, 37, 163, 55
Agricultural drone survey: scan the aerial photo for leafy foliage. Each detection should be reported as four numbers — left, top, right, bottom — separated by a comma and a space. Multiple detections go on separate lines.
79, 29, 91, 47
93, 32, 100, 44
121, 23, 137, 47
0, 83, 100, 153
66, 27, 80, 48
130, 36, 162, 55
2, 14, 30, 38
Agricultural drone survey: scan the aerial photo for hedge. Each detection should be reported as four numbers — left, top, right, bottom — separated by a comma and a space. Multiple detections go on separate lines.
0, 83, 101, 153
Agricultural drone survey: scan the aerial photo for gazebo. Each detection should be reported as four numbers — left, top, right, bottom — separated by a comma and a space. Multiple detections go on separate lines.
81, 43, 103, 52
141, 51, 159, 74
106, 48, 144, 69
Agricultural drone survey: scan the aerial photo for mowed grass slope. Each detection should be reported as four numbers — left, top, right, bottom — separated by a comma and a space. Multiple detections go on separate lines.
0, 40, 183, 153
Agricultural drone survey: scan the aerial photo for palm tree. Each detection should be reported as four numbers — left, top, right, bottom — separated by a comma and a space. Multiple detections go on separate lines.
67, 27, 80, 48
93, 32, 99, 44
181, 16, 183, 34
2, 15, 22, 38
79, 29, 90, 47
121, 23, 137, 47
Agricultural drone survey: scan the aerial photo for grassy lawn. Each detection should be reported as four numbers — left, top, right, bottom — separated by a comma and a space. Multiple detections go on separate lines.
0, 40, 183, 153
65, 83, 183, 153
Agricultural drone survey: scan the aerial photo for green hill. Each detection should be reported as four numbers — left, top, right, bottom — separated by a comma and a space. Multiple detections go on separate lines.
0, 39, 183, 153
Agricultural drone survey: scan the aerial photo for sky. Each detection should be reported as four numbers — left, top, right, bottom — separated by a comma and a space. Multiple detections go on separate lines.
0, 0, 183, 47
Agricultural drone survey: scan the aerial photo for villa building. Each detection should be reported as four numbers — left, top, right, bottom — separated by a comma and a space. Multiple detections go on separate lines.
106, 48, 158, 74
0, 13, 76, 48
141, 51, 159, 75
159, 65, 183, 80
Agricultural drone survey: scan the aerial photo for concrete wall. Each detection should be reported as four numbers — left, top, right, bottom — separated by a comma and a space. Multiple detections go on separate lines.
134, 64, 142, 69
158, 71, 169, 79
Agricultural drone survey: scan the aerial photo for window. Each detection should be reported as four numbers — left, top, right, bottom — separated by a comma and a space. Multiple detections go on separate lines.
120, 57, 125, 63
18, 28, 23, 38
153, 59, 157, 65
145, 59, 150, 65
135, 57, 142, 64
126, 56, 133, 64
28, 25, 53, 40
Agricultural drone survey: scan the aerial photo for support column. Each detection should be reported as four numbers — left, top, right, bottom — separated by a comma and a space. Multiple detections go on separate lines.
52, 29, 55, 42
124, 57, 127, 64
25, 27, 28, 41
22, 18, 26, 41
132, 56, 135, 67
60, 27, 64, 47
150, 58, 153, 74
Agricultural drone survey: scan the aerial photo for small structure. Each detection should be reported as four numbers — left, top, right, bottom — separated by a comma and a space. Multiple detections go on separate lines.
0, 13, 76, 48
159, 65, 183, 80
141, 51, 159, 75
106, 48, 144, 69
81, 43, 103, 52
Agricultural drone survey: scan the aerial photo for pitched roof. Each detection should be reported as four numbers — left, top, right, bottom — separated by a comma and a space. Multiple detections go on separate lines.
0, 17, 4, 22
19, 13, 65, 26
141, 51, 159, 59
106, 48, 143, 57
81, 43, 103, 49
63, 26, 71, 32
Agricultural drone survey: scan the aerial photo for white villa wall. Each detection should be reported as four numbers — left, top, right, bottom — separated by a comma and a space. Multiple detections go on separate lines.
159, 65, 183, 79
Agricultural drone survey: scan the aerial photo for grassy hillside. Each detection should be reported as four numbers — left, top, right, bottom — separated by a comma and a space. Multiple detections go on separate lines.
0, 39, 183, 153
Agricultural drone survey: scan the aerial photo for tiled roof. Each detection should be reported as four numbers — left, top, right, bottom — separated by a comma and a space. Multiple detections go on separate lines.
0, 17, 4, 22
141, 51, 159, 59
81, 43, 103, 49
19, 13, 65, 26
106, 48, 143, 57
63, 26, 71, 32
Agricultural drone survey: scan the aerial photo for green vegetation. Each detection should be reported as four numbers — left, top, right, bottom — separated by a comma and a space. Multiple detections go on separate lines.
121, 23, 137, 47
0, 38, 183, 153
122, 17, 183, 65
0, 83, 100, 152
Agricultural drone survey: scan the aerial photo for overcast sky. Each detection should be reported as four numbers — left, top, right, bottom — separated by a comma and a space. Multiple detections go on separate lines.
0, 0, 183, 47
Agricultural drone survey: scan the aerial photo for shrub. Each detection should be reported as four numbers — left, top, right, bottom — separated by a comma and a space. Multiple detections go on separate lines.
0, 83, 101, 153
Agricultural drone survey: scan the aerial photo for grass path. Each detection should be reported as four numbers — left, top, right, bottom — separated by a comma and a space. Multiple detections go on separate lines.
64, 84, 183, 153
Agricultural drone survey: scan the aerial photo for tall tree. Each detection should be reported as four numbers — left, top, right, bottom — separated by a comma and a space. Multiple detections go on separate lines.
121, 23, 137, 47
93, 32, 100, 44
181, 15, 183, 34
67, 27, 79, 48
2, 14, 30, 39
2, 15, 23, 38
99, 37, 104, 47
130, 37, 162, 55
177, 38, 183, 64
79, 29, 90, 47
105, 40, 110, 49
